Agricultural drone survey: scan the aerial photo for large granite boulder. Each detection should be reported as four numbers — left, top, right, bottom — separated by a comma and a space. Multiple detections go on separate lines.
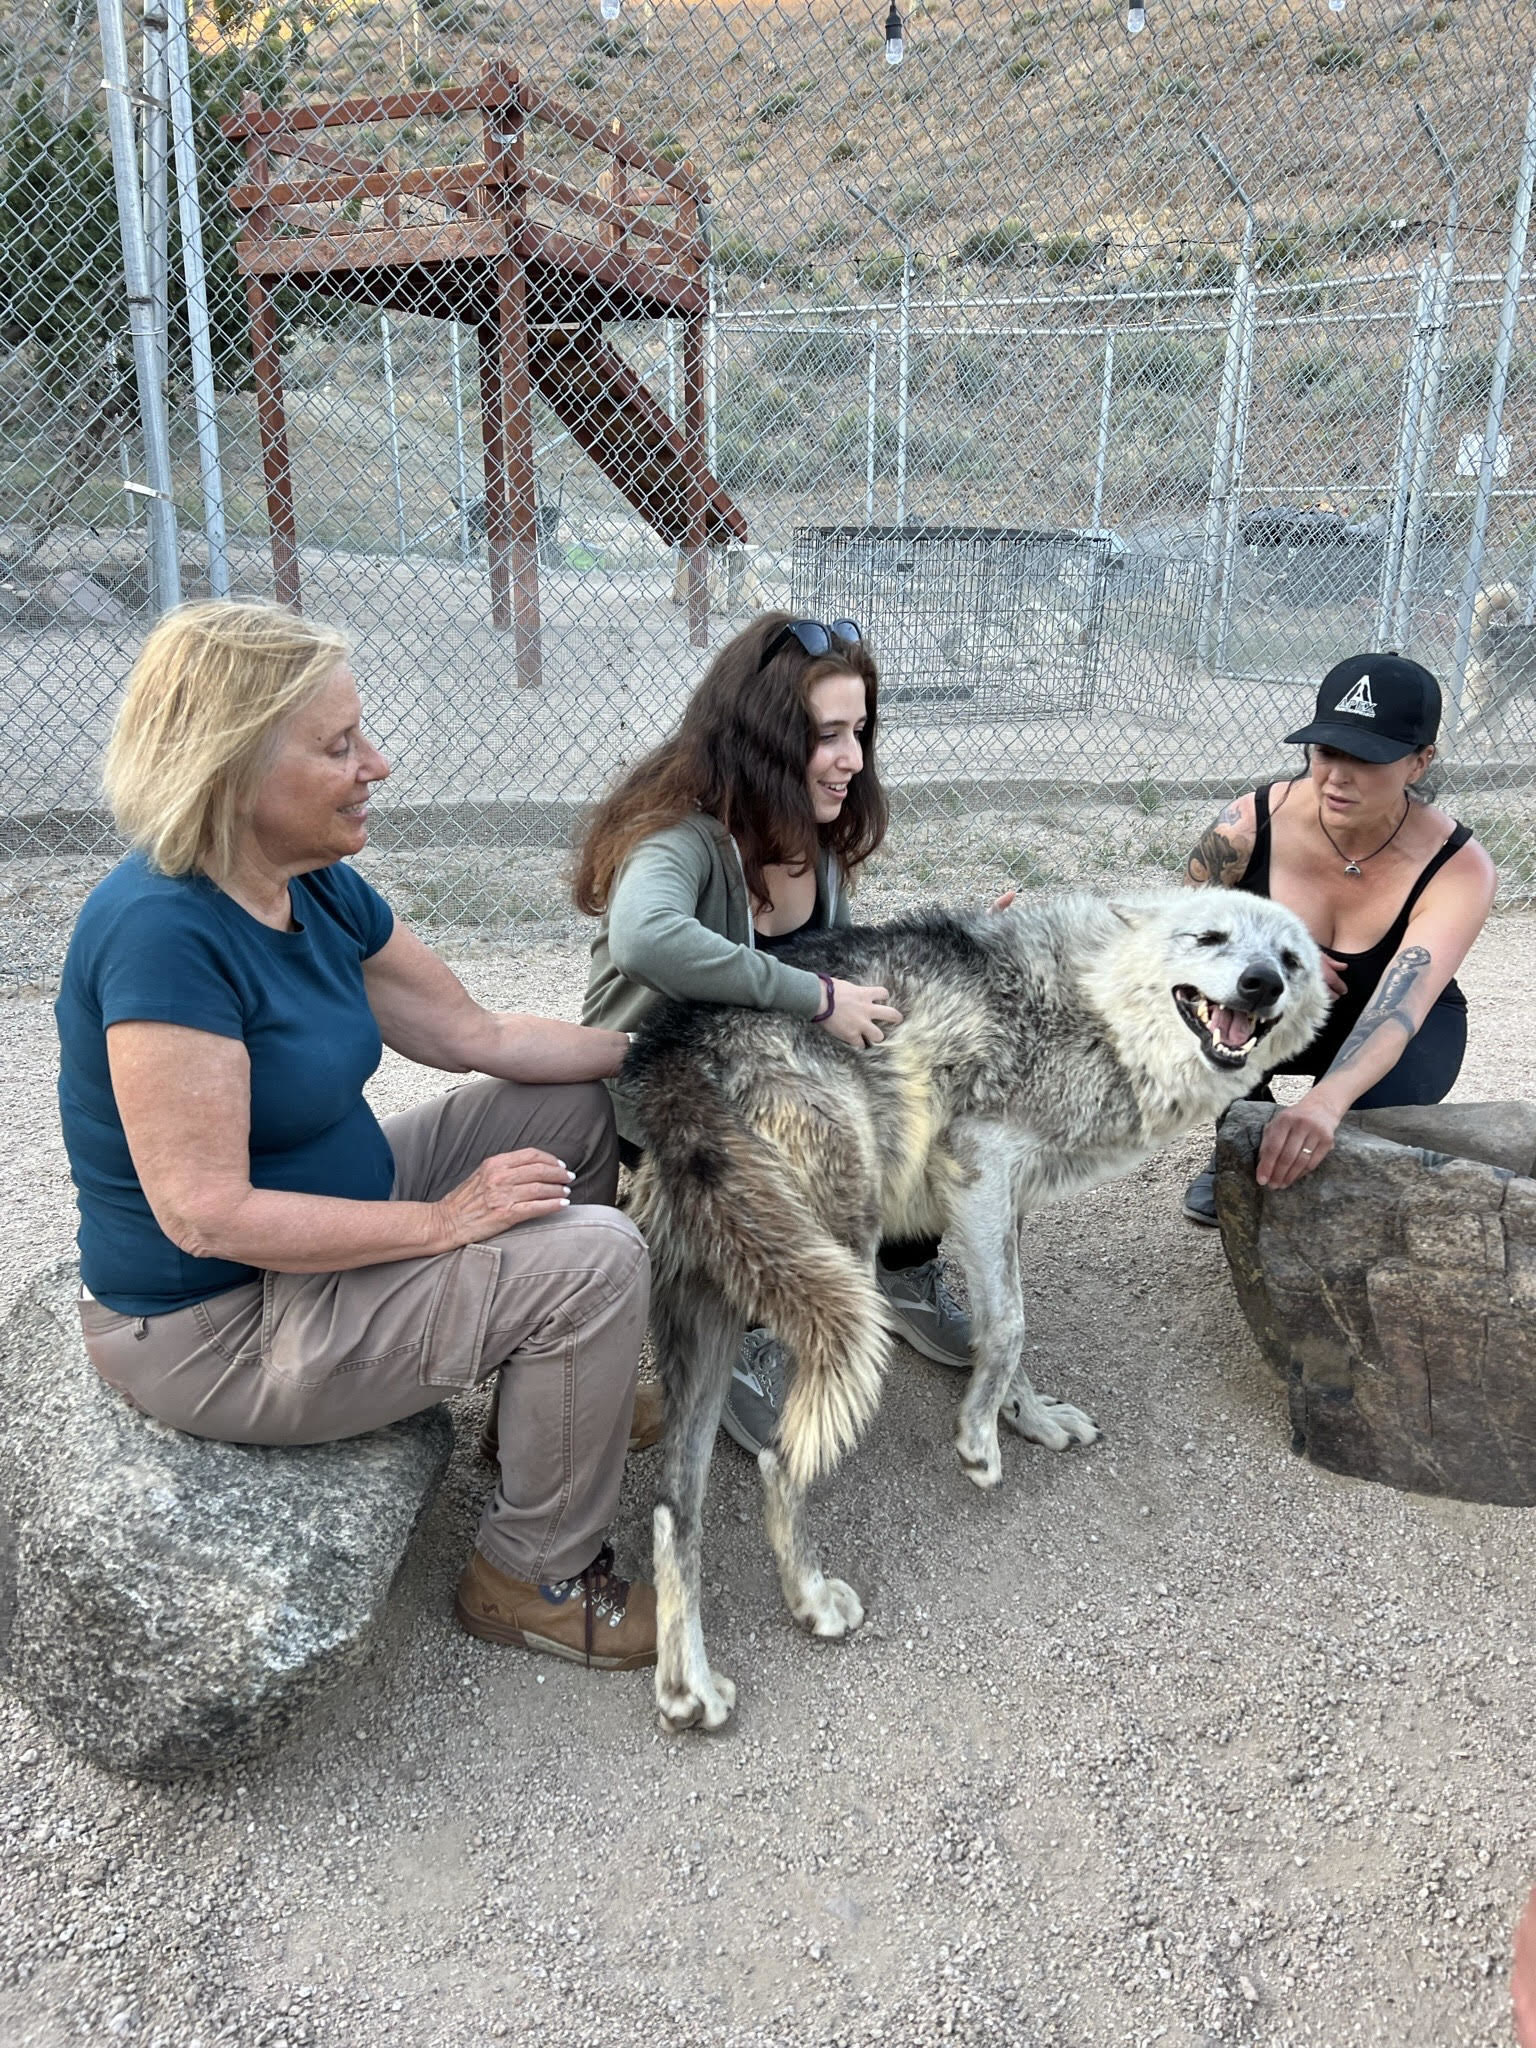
1216, 1100, 1536, 1506
0, 1259, 453, 1779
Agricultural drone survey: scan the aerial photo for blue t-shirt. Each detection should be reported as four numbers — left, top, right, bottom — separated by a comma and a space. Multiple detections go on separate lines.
56, 854, 397, 1316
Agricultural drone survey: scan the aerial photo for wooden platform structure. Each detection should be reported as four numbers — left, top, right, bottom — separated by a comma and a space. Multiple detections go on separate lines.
224, 63, 747, 686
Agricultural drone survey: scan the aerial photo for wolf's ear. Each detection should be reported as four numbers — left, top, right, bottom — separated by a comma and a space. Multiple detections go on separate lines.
1105, 903, 1135, 927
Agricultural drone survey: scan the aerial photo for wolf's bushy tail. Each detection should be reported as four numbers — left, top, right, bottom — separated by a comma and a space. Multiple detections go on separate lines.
629, 1059, 890, 1492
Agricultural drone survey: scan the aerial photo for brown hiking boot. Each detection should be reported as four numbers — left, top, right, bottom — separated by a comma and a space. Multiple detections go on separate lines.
478, 1377, 663, 1466
454, 1544, 658, 1670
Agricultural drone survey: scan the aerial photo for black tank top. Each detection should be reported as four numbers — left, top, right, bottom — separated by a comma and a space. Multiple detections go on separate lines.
754, 919, 814, 958
1236, 783, 1469, 1063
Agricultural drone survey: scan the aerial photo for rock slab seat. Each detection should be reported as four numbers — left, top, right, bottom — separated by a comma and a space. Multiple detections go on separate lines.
0, 1259, 452, 1779
1216, 1099, 1536, 1506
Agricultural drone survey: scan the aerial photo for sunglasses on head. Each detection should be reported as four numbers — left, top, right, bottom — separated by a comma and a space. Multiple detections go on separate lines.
756, 617, 863, 673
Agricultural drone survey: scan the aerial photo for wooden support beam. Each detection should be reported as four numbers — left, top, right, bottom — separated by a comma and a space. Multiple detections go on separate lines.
683, 317, 708, 650
246, 279, 301, 611
221, 80, 514, 141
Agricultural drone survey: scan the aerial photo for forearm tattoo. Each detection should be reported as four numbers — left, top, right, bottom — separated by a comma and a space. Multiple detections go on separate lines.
1327, 944, 1431, 1076
1185, 800, 1247, 888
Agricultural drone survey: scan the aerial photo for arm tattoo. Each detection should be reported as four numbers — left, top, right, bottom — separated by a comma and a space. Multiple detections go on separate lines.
1184, 801, 1247, 888
1327, 945, 1431, 1075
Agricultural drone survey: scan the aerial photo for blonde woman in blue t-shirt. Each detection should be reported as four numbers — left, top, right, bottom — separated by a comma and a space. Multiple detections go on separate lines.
57, 600, 657, 1675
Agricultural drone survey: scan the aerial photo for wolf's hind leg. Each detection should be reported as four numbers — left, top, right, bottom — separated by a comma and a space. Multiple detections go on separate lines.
759, 1449, 864, 1638
946, 1139, 1099, 1488
653, 1278, 741, 1733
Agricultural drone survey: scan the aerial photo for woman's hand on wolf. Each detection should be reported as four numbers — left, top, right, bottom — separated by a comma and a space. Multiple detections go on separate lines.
1255, 1091, 1343, 1190
820, 980, 903, 1048
431, 1149, 575, 1246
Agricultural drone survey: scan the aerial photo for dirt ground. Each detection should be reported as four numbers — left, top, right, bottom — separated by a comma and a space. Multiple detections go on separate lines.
2, 910, 1536, 2048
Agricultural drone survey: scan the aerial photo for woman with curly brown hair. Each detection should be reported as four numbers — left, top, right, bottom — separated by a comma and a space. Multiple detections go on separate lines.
576, 610, 973, 1452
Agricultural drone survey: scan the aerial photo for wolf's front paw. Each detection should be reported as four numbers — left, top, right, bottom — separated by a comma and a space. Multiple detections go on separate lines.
656, 1667, 737, 1734
789, 1572, 864, 1639
1001, 1390, 1099, 1450
954, 1417, 1003, 1490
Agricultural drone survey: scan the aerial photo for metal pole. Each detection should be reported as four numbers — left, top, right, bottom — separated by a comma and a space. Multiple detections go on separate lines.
865, 312, 878, 525
1091, 329, 1114, 530
666, 317, 677, 422
97, 0, 180, 612
165, 0, 229, 596
1195, 133, 1255, 674
141, 5, 170, 398
896, 246, 911, 530
1214, 265, 1257, 672
1393, 105, 1459, 650
848, 184, 913, 529
1379, 259, 1434, 649
380, 313, 407, 556
1450, 57, 1536, 722
450, 319, 471, 565
704, 263, 718, 475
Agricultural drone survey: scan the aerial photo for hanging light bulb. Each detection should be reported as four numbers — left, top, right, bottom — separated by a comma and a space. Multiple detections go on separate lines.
1328, 0, 1346, 13
600, 0, 621, 19
884, 1, 905, 66
1126, 0, 1146, 30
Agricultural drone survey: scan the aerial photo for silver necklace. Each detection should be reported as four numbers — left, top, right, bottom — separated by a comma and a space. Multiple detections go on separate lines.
1317, 796, 1411, 877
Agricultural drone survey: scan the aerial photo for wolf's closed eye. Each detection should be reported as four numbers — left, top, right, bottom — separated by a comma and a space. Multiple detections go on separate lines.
1195, 930, 1227, 947
1280, 949, 1301, 973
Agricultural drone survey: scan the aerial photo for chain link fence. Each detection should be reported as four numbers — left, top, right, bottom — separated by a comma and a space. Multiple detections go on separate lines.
2, 0, 1534, 985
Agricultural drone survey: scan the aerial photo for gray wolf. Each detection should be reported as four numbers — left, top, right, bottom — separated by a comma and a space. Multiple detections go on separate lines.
1463, 583, 1536, 743
622, 889, 1328, 1732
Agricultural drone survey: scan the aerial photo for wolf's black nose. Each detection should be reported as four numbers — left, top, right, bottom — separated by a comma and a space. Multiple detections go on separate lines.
1236, 963, 1284, 1009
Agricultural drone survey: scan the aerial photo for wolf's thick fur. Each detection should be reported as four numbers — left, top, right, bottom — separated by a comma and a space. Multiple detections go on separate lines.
624, 889, 1328, 1732
1463, 582, 1536, 742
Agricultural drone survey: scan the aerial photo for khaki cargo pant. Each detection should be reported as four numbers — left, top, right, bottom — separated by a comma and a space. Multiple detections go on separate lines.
79, 1077, 650, 1585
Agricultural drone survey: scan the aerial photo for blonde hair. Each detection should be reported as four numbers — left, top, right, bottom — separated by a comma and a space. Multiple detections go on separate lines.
103, 600, 350, 880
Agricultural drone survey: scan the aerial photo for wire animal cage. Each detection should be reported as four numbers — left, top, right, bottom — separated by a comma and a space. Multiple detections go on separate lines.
791, 525, 1110, 723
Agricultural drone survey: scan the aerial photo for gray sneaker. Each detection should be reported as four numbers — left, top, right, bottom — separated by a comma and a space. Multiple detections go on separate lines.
720, 1327, 789, 1457
876, 1258, 973, 1371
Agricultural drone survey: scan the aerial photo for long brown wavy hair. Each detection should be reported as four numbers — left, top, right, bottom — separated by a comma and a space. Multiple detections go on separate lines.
573, 611, 888, 916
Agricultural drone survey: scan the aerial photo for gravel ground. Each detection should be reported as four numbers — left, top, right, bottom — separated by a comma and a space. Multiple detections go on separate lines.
2, 906, 1535, 2048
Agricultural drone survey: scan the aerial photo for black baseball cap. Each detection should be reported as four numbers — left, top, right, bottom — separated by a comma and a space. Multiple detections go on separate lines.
1284, 651, 1441, 763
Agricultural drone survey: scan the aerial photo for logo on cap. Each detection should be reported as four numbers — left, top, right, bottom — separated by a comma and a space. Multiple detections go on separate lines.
1335, 674, 1376, 719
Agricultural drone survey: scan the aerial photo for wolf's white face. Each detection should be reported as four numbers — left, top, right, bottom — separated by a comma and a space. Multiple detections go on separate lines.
1158, 894, 1327, 1076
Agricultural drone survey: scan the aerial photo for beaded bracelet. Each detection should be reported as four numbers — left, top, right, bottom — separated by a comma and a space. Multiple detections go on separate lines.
812, 973, 836, 1023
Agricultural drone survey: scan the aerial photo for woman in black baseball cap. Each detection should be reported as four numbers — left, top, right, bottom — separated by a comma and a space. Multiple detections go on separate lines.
1180, 651, 1497, 1223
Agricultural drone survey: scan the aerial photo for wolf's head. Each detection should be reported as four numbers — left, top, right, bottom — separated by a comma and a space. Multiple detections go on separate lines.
1082, 891, 1329, 1107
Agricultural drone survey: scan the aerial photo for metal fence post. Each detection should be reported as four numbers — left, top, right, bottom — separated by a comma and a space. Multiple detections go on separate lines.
140, 4, 170, 398
1450, 56, 1536, 720
380, 313, 407, 557
1214, 265, 1257, 674
1379, 258, 1435, 649
1091, 329, 1114, 531
865, 311, 879, 525
896, 244, 911, 531
849, 185, 912, 528
1385, 106, 1459, 651
165, 0, 229, 597
450, 319, 472, 566
704, 262, 718, 477
1196, 133, 1256, 675
97, 0, 180, 613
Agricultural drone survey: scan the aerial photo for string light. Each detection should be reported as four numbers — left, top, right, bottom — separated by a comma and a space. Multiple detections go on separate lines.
1126, 0, 1146, 30
600, 0, 621, 19
884, 1, 905, 66
1328, 0, 1346, 13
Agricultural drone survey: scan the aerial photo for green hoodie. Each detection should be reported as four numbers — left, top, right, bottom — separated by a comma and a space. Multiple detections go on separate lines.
581, 811, 852, 1142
